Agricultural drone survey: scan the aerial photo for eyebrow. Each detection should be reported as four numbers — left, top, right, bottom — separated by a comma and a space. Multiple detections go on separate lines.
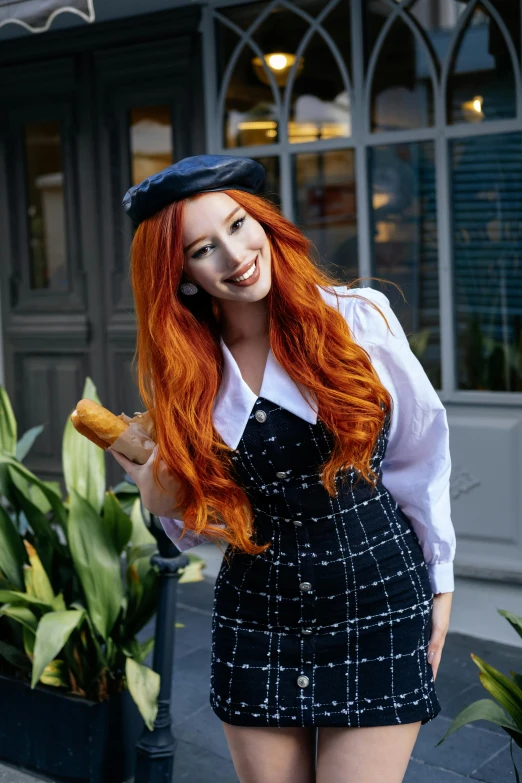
183, 206, 242, 253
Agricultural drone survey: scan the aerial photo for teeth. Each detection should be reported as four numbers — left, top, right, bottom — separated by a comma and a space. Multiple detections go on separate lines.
230, 259, 256, 282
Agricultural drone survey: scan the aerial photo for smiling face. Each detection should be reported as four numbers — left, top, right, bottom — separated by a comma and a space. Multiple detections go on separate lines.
181, 192, 271, 302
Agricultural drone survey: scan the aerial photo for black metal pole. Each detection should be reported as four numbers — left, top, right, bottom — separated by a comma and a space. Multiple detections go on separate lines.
123, 476, 188, 783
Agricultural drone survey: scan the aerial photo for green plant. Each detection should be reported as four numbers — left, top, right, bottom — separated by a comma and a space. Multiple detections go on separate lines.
435, 609, 522, 780
0, 377, 204, 730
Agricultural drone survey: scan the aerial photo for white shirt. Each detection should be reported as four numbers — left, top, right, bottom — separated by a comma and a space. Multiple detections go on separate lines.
160, 285, 456, 594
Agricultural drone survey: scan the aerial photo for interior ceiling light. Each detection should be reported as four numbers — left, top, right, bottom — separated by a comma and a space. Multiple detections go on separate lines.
252, 52, 304, 87
461, 95, 484, 121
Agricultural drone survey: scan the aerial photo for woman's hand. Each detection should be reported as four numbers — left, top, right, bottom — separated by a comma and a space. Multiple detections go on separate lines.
427, 591, 453, 681
107, 445, 184, 518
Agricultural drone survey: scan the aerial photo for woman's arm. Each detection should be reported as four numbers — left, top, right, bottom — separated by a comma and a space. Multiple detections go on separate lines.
342, 287, 456, 595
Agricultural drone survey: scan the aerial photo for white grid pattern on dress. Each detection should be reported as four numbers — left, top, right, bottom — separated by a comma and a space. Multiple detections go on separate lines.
209, 399, 439, 727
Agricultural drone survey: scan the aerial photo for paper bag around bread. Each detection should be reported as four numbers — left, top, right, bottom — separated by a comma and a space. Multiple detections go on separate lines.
71, 400, 156, 464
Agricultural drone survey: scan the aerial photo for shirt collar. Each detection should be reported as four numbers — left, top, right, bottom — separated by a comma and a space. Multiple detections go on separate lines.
212, 337, 318, 449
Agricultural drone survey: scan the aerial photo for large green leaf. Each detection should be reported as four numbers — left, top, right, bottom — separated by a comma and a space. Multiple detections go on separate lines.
129, 497, 156, 548
435, 698, 520, 746
112, 481, 140, 516
0, 463, 18, 509
39, 659, 68, 688
0, 640, 31, 671
0, 604, 38, 634
16, 425, 44, 463
32, 609, 85, 688
103, 492, 133, 554
23, 541, 55, 604
62, 377, 105, 515
67, 489, 123, 639
123, 561, 159, 641
127, 543, 158, 566
472, 654, 522, 730
123, 637, 155, 665
0, 505, 26, 589
7, 466, 60, 547
0, 589, 51, 608
0, 386, 17, 456
499, 609, 522, 641
125, 657, 159, 731
0, 456, 66, 527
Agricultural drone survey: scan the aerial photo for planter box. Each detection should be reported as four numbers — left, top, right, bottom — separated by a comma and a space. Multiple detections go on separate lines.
0, 673, 143, 782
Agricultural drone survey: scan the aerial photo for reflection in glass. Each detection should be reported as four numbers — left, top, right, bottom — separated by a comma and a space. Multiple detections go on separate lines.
447, 6, 516, 124
451, 134, 522, 392
369, 14, 434, 132
288, 33, 351, 144
293, 150, 357, 281
24, 121, 68, 291
223, 42, 279, 148
253, 156, 281, 207
410, 0, 468, 66
129, 106, 173, 186
370, 142, 440, 387
218, 0, 351, 148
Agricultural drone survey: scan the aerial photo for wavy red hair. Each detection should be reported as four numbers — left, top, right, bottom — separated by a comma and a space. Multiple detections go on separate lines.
130, 190, 398, 556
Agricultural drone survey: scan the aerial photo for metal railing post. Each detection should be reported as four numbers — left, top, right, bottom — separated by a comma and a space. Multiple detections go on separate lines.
126, 484, 188, 783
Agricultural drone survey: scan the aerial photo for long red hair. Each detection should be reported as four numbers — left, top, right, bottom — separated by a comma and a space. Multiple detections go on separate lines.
130, 190, 397, 555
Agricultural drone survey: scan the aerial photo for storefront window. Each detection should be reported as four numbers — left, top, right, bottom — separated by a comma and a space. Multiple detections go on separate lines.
451, 133, 522, 392
366, 3, 435, 132
287, 31, 351, 144
213, 0, 522, 397
369, 142, 440, 388
217, 0, 351, 147
253, 156, 281, 206
129, 106, 173, 186
24, 121, 68, 291
222, 41, 280, 148
447, 5, 516, 124
293, 149, 357, 280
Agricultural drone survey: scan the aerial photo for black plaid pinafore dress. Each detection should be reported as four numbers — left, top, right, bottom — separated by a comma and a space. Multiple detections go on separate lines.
209, 397, 441, 728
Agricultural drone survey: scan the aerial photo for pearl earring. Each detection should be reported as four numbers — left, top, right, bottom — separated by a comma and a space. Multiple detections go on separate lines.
180, 282, 198, 295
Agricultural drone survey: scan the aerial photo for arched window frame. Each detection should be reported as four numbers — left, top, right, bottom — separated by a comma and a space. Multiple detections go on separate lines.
201, 0, 522, 403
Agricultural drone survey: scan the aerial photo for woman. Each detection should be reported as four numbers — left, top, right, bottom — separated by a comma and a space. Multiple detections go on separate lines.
109, 154, 455, 783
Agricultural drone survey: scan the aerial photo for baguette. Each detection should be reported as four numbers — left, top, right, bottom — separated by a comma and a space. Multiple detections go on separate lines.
71, 410, 110, 450
72, 399, 129, 446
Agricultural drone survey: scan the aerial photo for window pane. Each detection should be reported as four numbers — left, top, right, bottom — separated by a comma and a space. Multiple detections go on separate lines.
293, 149, 357, 280
24, 121, 68, 292
217, 0, 351, 148
253, 156, 281, 208
447, 5, 516, 124
129, 106, 173, 186
221, 41, 280, 148
451, 133, 522, 392
365, 4, 434, 132
370, 142, 440, 388
288, 32, 351, 144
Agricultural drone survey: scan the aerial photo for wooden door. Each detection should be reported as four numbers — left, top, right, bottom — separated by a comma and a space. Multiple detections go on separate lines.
0, 16, 203, 489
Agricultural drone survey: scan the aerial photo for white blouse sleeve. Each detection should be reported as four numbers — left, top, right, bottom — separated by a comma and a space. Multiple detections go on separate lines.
158, 516, 216, 552
341, 287, 456, 595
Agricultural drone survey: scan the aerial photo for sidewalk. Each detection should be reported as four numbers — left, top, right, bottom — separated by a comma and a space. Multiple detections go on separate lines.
1, 555, 521, 782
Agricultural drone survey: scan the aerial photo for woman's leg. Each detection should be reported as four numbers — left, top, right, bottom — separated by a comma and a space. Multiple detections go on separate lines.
316, 721, 422, 783
221, 723, 316, 783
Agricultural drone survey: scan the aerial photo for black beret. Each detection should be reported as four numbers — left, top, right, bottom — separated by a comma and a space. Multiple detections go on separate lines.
122, 154, 266, 224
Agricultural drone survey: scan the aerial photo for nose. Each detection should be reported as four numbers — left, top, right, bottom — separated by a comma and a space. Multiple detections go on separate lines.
223, 237, 246, 268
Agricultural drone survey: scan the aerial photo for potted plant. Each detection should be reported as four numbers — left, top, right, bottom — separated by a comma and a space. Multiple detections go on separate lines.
435, 609, 522, 779
0, 378, 204, 783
